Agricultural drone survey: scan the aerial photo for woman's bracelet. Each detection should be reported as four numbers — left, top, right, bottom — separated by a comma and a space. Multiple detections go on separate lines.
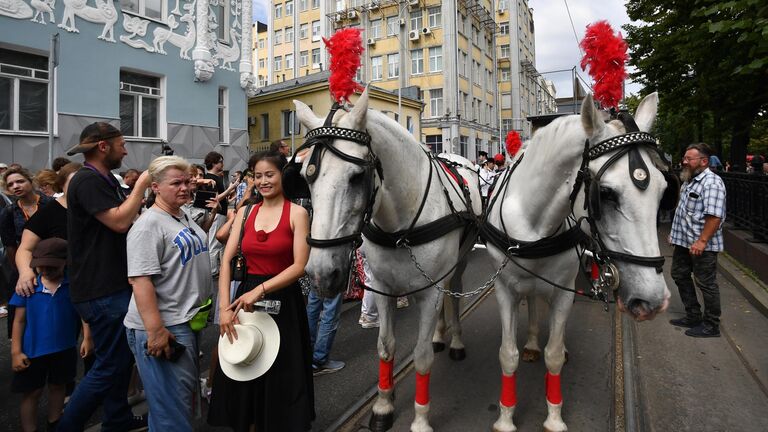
260, 283, 267, 300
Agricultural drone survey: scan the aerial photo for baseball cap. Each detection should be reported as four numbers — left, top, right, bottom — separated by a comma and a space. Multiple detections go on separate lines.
66, 122, 123, 156
30, 238, 68, 268
494, 153, 505, 163
0, 163, 8, 169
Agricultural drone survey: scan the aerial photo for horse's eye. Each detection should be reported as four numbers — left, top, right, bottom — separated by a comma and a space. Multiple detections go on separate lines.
599, 186, 618, 203
349, 172, 365, 185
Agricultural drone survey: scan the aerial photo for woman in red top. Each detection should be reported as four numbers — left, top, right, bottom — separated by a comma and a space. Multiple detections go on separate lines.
208, 151, 314, 432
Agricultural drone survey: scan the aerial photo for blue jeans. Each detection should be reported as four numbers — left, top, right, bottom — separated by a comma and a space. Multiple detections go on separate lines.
306, 290, 343, 366
126, 324, 199, 432
58, 289, 134, 432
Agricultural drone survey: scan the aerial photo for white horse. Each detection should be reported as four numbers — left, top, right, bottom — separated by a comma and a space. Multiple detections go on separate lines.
486, 93, 671, 432
294, 88, 482, 432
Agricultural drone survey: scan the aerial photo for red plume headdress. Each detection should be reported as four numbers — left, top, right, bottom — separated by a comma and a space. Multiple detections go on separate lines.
505, 131, 522, 157
323, 29, 365, 104
579, 21, 628, 109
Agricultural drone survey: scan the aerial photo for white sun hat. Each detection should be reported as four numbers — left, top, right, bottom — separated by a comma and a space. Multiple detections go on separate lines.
218, 310, 280, 382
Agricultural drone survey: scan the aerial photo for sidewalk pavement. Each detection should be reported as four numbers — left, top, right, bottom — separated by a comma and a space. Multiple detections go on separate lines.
630, 224, 768, 431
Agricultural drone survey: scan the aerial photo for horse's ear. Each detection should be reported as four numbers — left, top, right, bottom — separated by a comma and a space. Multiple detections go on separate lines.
581, 94, 605, 139
293, 99, 323, 130
633, 92, 658, 132
348, 86, 370, 128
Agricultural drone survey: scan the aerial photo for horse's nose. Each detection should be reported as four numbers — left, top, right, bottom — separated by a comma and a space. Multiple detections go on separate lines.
310, 267, 345, 298
626, 298, 657, 321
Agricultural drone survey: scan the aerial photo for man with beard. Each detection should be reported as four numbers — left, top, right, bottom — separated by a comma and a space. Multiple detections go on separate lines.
669, 143, 726, 338
58, 122, 152, 430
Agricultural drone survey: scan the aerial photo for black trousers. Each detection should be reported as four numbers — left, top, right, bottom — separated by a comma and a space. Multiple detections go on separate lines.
670, 245, 721, 327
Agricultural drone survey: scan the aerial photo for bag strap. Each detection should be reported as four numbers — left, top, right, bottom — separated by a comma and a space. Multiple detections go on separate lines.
237, 204, 254, 255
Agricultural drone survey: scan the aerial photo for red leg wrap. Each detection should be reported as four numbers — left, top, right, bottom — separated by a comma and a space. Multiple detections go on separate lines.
591, 261, 599, 281
545, 372, 563, 405
415, 372, 430, 405
500, 373, 517, 407
379, 358, 393, 391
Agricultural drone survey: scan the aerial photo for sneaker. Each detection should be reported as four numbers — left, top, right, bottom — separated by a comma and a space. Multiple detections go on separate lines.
396, 297, 409, 309
669, 316, 702, 328
312, 360, 345, 376
127, 414, 148, 432
359, 315, 380, 329
200, 378, 212, 403
0, 305, 7, 318
685, 323, 720, 338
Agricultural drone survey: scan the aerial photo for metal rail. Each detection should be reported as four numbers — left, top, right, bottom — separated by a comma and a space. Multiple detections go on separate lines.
717, 172, 768, 242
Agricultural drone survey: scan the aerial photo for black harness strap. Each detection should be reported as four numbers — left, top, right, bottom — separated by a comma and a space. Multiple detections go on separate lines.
363, 211, 475, 248
480, 222, 589, 259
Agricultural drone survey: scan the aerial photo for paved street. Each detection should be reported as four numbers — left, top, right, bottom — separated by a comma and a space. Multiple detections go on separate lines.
2, 225, 768, 431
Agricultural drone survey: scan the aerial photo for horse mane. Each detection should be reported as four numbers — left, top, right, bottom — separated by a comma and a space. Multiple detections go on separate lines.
363, 109, 430, 152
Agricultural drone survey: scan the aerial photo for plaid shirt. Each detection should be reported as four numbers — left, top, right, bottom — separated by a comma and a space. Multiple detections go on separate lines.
670, 168, 726, 251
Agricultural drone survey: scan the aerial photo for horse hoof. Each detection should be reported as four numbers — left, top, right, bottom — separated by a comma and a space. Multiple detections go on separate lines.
369, 412, 394, 432
522, 348, 541, 363
432, 342, 445, 353
448, 348, 466, 361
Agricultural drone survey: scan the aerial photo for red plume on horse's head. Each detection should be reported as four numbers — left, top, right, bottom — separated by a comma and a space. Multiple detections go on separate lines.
505, 131, 522, 157
323, 28, 365, 104
579, 20, 628, 109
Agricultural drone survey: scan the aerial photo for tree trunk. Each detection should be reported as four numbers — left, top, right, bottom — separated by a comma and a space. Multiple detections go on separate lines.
712, 113, 722, 157
729, 107, 759, 172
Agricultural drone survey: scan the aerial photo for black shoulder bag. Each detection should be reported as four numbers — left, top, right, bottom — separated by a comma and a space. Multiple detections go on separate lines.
230, 205, 253, 282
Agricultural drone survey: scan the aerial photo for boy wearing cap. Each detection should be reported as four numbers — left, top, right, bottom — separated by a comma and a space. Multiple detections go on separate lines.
10, 238, 92, 432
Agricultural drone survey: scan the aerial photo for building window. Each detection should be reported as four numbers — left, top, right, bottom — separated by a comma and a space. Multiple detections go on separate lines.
300, 23, 308, 39
282, 110, 297, 136
285, 26, 294, 43
0, 48, 49, 133
411, 49, 423, 74
410, 10, 422, 31
311, 0, 319, 8
260, 113, 269, 140
275, 3, 282, 18
499, 23, 509, 35
471, 25, 478, 44
387, 16, 398, 36
500, 67, 510, 81
429, 89, 443, 117
257, 75, 267, 86
463, 52, 469, 76
406, 116, 413, 133
311, 48, 321, 66
258, 58, 266, 69
274, 56, 282, 71
428, 46, 442, 72
299, 0, 307, 11
371, 56, 382, 80
387, 53, 399, 78
258, 38, 265, 49
311, 20, 321, 40
274, 29, 282, 45
500, 44, 510, 58
300, 50, 308, 67
427, 7, 441, 28
218, 87, 228, 143
370, 19, 381, 39
425, 134, 442, 154
458, 50, 465, 77
459, 136, 467, 157
498, 0, 507, 10
501, 93, 512, 109
285, 0, 293, 15
212, 0, 230, 43
501, 118, 513, 133
285, 53, 294, 69
335, 0, 343, 11
119, 0, 166, 21
119, 70, 161, 138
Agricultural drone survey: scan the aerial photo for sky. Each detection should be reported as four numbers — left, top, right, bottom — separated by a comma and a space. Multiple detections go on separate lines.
252, 0, 642, 98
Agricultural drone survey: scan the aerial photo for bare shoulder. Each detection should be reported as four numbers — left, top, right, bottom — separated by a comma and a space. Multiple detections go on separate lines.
290, 202, 309, 219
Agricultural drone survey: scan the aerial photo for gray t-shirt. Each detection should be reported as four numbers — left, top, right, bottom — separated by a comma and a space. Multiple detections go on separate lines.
124, 207, 211, 330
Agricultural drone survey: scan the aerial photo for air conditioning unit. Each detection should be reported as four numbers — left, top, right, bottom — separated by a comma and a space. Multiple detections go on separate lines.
348, 10, 357, 19
367, 1, 379, 10
398, 18, 406, 26
421, 27, 431, 35
408, 30, 420, 40
408, 0, 418, 6
334, 13, 343, 22
312, 62, 321, 69
367, 38, 376, 45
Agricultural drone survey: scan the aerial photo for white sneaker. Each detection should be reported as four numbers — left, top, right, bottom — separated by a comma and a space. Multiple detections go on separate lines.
0, 305, 7, 318
358, 315, 380, 329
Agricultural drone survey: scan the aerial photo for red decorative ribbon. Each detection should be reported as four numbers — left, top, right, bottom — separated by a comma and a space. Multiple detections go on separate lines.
379, 358, 393, 390
415, 372, 430, 405
545, 372, 563, 405
500, 373, 517, 407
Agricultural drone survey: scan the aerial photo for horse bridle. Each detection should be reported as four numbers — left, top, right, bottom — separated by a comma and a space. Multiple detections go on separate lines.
570, 114, 667, 292
293, 102, 382, 250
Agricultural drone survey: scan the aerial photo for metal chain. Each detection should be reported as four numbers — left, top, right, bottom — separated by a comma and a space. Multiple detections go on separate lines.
402, 243, 510, 298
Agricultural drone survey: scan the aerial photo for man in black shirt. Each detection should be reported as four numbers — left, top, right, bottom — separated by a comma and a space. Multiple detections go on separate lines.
58, 122, 151, 431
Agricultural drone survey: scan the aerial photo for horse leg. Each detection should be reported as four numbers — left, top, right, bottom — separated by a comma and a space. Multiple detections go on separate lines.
493, 288, 520, 432
431, 299, 446, 353
370, 294, 396, 432
445, 262, 467, 361
522, 295, 541, 362
410, 290, 441, 432
542, 292, 573, 432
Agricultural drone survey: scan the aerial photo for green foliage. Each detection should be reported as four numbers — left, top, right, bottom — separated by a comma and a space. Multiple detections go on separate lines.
623, 0, 768, 167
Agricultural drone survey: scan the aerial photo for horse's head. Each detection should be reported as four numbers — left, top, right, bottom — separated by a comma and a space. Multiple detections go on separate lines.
580, 92, 671, 321
293, 88, 374, 297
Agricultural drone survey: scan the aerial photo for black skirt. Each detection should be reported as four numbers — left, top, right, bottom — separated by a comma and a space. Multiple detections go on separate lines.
207, 274, 315, 432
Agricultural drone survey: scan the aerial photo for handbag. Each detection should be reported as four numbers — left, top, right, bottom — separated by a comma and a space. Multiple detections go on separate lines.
230, 204, 253, 282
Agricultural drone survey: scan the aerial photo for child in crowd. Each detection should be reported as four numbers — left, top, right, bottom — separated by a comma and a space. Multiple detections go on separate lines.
10, 238, 92, 432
